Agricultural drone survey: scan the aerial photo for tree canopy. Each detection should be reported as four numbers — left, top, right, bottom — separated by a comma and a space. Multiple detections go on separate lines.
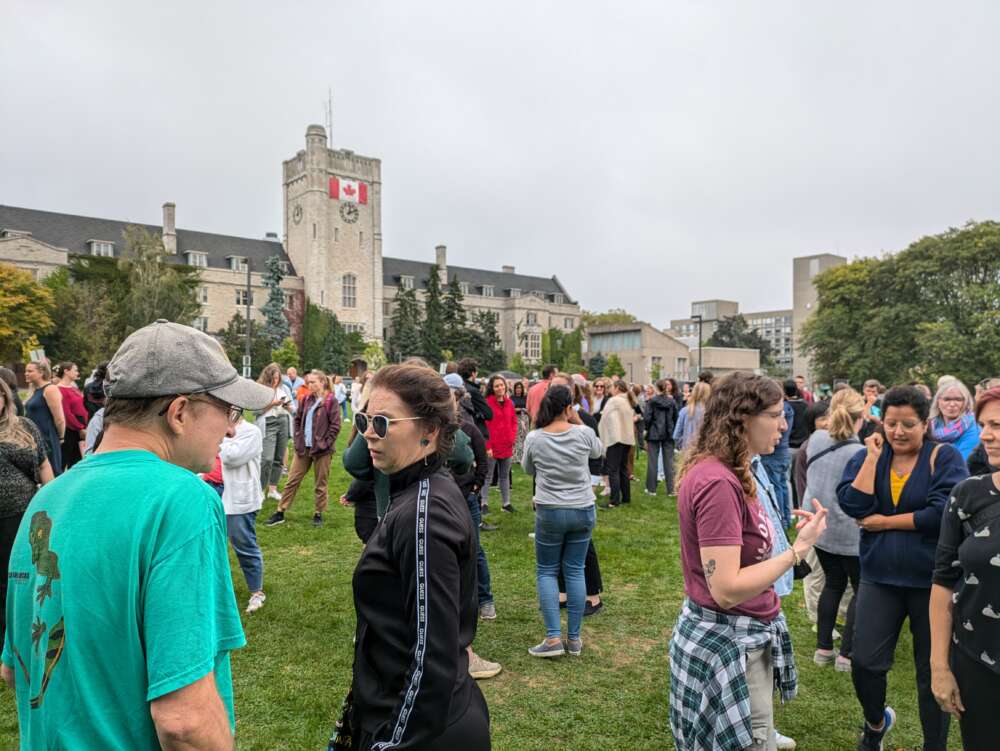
706, 315, 777, 372
260, 255, 289, 350
0, 263, 54, 361
581, 308, 637, 327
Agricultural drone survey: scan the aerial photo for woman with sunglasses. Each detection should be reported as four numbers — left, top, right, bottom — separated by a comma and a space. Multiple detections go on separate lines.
838, 385, 968, 751
347, 363, 490, 751
266, 370, 341, 527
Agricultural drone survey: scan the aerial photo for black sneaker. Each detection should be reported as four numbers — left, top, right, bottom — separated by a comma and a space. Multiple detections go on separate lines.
265, 511, 285, 526
502, 504, 516, 513
480, 521, 498, 532
312, 513, 323, 527
857, 707, 895, 751
481, 503, 490, 515
584, 601, 604, 617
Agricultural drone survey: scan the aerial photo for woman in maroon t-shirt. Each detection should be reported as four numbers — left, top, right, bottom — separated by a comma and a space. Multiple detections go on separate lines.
669, 373, 828, 750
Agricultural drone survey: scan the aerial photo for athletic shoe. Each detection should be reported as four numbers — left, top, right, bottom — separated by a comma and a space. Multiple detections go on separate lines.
835, 655, 852, 672
813, 648, 835, 666
481, 503, 490, 515
528, 532, 536, 540
479, 602, 497, 620
265, 511, 285, 526
775, 730, 796, 749
245, 592, 266, 614
643, 489, 656, 496
559, 600, 567, 609
502, 504, 516, 513
468, 651, 502, 679
857, 707, 895, 751
480, 522, 498, 532
528, 639, 565, 658
565, 638, 583, 656
312, 513, 323, 527
267, 489, 282, 501
584, 601, 604, 617
600, 486, 611, 496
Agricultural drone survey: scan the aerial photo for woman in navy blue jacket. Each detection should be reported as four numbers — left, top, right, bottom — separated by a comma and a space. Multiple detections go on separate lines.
838, 385, 968, 751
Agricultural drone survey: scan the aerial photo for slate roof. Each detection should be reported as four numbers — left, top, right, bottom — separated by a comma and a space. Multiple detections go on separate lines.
0, 205, 294, 274
382, 256, 572, 302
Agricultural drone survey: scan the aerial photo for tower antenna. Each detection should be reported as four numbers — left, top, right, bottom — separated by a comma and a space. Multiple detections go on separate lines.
325, 86, 333, 141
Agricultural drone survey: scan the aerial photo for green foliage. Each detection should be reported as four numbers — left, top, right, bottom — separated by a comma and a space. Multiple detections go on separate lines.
218, 313, 271, 379
507, 352, 528, 376
0, 262, 54, 361
260, 255, 289, 350
300, 300, 358, 375
421, 265, 446, 364
270, 337, 300, 370
464, 310, 505, 373
388, 286, 423, 362
800, 221, 1000, 386
363, 340, 387, 371
604, 353, 626, 378
588, 352, 607, 377
581, 308, 637, 327
650, 360, 662, 381
705, 314, 776, 372
541, 327, 585, 373
39, 268, 117, 373
442, 275, 468, 353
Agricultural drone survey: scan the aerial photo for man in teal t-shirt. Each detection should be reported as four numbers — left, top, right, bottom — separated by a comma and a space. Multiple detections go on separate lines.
2, 320, 274, 749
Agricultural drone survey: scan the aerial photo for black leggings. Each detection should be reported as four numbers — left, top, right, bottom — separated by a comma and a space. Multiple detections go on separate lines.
558, 539, 604, 597
952, 645, 1000, 750
851, 581, 949, 750
355, 684, 490, 751
814, 547, 859, 654
605, 443, 631, 505
0, 512, 24, 647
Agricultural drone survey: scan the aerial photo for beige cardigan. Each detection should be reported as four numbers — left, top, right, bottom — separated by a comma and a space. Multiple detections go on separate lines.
599, 394, 636, 449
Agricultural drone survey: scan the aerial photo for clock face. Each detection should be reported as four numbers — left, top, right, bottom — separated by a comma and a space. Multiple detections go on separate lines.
340, 203, 359, 224
292, 204, 303, 224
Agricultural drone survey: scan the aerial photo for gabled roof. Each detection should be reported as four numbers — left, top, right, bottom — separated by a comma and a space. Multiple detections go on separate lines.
382, 256, 572, 302
0, 205, 295, 274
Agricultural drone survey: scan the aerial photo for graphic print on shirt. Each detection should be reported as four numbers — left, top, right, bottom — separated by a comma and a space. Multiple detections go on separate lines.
753, 500, 774, 562
8, 511, 68, 710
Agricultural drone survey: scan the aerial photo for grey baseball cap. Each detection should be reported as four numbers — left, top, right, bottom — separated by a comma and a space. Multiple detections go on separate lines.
106, 319, 274, 411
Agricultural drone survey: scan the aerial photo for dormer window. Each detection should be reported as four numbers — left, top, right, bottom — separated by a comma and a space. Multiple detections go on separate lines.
278, 261, 291, 275
482, 284, 494, 297
459, 282, 470, 296
228, 256, 248, 272
552, 293, 564, 304
400, 275, 414, 290
509, 288, 521, 298
88, 240, 114, 258
186, 251, 208, 268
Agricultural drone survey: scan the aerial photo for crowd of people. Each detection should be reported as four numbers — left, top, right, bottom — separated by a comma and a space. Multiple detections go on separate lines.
1, 319, 999, 750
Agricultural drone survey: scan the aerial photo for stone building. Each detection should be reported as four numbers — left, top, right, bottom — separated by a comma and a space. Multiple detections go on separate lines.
584, 322, 690, 383
0, 124, 582, 363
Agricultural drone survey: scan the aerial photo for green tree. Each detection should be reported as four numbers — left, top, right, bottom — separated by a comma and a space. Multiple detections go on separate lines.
0, 262, 55, 361
39, 268, 118, 372
117, 226, 201, 335
581, 308, 637, 328
442, 275, 468, 354
421, 266, 446, 364
604, 354, 626, 378
363, 340, 388, 371
260, 255, 289, 350
466, 310, 505, 373
588, 353, 607, 377
388, 287, 423, 362
271, 337, 300, 370
218, 313, 271, 378
508, 352, 528, 376
706, 315, 776, 371
651, 360, 663, 381
300, 300, 358, 374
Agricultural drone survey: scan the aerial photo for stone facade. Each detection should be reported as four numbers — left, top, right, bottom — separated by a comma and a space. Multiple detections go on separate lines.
0, 234, 68, 280
689, 346, 761, 378
792, 253, 845, 383
585, 322, 690, 383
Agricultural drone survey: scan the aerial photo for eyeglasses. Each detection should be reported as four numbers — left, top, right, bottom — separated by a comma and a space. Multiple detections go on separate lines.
354, 412, 422, 439
158, 394, 243, 425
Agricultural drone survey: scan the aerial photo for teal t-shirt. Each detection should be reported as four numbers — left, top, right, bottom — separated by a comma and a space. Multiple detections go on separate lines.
2, 450, 246, 750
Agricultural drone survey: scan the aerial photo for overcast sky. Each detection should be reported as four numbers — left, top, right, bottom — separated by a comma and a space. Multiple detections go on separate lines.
3, 1, 999, 327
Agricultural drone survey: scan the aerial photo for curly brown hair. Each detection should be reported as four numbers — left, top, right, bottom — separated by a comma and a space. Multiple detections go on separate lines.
677, 372, 783, 498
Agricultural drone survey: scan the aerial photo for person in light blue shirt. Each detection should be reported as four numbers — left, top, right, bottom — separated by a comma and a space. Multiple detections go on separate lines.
283, 366, 305, 394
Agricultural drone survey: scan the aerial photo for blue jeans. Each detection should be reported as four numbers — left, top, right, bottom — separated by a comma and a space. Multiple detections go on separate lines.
535, 505, 595, 640
340, 400, 349, 419
464, 492, 493, 606
226, 511, 264, 592
761, 449, 792, 528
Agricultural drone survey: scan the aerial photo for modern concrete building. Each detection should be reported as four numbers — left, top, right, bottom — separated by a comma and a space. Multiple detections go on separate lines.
689, 346, 761, 378
584, 322, 690, 382
742, 308, 794, 374
670, 300, 740, 340
792, 253, 846, 382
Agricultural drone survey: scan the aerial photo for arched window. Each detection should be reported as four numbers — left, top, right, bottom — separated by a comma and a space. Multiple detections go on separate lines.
342, 273, 357, 308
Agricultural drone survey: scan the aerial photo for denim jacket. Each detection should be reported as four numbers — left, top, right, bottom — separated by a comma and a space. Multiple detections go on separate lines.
752, 455, 793, 597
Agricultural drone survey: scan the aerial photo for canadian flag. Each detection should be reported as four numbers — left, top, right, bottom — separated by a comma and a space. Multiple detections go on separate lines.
329, 177, 368, 204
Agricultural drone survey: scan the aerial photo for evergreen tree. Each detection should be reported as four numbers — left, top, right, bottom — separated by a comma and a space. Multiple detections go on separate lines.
588, 353, 607, 377
218, 313, 271, 379
604, 354, 626, 378
467, 310, 505, 373
389, 286, 423, 361
442, 275, 469, 354
421, 265, 446, 364
260, 255, 289, 350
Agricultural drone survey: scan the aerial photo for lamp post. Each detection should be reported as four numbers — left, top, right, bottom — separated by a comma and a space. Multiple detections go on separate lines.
692, 314, 703, 376
243, 259, 252, 378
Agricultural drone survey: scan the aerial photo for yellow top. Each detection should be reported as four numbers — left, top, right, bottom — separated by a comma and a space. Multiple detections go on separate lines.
890, 471, 910, 507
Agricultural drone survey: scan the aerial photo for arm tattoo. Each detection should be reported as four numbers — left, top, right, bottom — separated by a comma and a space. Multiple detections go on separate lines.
705, 559, 716, 586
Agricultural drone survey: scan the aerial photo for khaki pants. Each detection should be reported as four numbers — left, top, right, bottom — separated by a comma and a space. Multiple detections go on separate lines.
277, 451, 331, 514
745, 646, 777, 751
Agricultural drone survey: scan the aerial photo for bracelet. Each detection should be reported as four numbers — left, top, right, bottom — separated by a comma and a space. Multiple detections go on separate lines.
790, 547, 801, 568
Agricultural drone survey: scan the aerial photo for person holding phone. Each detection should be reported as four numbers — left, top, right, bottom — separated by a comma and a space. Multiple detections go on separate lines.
256, 363, 293, 501
838, 386, 968, 751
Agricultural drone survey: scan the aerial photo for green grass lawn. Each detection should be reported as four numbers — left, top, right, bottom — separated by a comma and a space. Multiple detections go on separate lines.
0, 433, 962, 750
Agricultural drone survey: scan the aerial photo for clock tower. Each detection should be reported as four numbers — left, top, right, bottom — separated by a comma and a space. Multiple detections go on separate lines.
283, 124, 384, 340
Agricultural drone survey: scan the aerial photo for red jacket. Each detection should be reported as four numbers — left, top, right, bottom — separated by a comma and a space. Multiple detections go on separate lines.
293, 392, 342, 456
485, 394, 517, 459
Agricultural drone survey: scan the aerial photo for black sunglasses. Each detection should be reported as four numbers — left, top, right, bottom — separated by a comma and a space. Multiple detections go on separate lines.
354, 412, 421, 439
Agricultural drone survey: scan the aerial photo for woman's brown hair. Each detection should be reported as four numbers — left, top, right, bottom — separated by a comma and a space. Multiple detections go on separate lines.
369, 363, 458, 461
257, 362, 281, 387
678, 373, 783, 498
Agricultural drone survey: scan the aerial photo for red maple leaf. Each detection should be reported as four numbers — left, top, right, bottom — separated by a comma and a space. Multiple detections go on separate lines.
343, 183, 356, 197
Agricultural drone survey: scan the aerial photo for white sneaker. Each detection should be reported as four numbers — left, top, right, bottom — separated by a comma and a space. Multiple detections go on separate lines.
774, 730, 796, 749
246, 592, 266, 613
268, 490, 282, 501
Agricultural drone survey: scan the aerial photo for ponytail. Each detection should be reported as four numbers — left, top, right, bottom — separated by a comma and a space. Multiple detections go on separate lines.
827, 387, 864, 441
535, 385, 573, 429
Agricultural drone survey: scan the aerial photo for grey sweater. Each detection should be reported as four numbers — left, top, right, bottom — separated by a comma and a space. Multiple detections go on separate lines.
522, 426, 604, 508
804, 430, 861, 556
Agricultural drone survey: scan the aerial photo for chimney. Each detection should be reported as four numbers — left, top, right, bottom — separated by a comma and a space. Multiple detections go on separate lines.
501, 265, 515, 274
162, 202, 176, 255
435, 244, 448, 285
264, 232, 278, 240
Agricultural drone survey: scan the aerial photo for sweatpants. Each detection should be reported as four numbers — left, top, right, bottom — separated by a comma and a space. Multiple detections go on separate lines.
851, 581, 949, 750
605, 442, 631, 505
354, 684, 490, 751
952, 644, 1000, 750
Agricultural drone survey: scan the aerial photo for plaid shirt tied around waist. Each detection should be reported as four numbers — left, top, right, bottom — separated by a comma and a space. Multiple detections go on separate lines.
669, 599, 797, 751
